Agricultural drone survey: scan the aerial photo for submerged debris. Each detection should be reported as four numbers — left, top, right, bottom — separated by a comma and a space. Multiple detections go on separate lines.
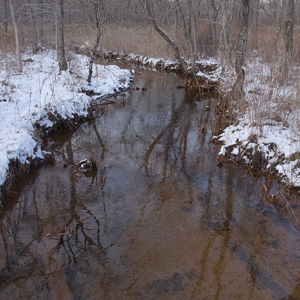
78, 159, 98, 173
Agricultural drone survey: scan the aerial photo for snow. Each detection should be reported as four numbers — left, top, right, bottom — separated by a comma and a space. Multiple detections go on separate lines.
5, 47, 298, 193
106, 51, 220, 76
218, 55, 300, 187
0, 49, 131, 189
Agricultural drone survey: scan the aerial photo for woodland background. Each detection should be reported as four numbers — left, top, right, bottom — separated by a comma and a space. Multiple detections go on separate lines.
0, 0, 298, 81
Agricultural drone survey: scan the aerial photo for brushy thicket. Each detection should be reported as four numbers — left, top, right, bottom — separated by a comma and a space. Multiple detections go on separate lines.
2, 20, 300, 136
2, 19, 300, 63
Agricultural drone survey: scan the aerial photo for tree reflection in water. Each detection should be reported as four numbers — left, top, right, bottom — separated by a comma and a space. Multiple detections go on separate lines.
1, 69, 300, 300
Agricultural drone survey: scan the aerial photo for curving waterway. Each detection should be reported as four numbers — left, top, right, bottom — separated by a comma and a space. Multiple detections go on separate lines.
1, 68, 300, 300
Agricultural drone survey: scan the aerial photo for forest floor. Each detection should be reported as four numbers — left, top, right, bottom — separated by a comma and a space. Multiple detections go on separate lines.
0, 49, 131, 201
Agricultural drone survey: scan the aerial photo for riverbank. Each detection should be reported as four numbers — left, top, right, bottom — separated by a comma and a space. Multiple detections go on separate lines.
76, 49, 221, 93
2, 47, 300, 206
0, 49, 132, 204
110, 50, 300, 191
216, 54, 300, 190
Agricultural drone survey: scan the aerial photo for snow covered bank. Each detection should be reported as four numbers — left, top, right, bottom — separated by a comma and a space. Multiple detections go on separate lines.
101, 51, 220, 91
217, 56, 300, 188
0, 49, 131, 198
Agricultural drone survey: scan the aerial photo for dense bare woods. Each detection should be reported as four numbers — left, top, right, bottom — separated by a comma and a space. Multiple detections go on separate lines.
0, 1, 299, 85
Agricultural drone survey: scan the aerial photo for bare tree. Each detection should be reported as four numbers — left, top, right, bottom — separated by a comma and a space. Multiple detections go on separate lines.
219, 0, 234, 69
142, 0, 188, 76
251, 0, 260, 49
38, 0, 44, 45
56, 0, 67, 71
9, 0, 22, 73
3, 0, 8, 34
232, 0, 250, 97
175, 0, 198, 76
280, 0, 294, 85
208, 0, 219, 51
87, 0, 105, 84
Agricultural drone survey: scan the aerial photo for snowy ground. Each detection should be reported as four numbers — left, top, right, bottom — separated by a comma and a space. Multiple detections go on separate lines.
217, 55, 300, 188
0, 49, 131, 190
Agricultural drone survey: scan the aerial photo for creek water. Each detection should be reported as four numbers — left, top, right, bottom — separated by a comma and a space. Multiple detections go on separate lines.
1, 68, 300, 300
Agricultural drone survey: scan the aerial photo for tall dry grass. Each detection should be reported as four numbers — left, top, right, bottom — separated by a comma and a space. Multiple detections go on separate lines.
3, 20, 300, 64
102, 25, 174, 58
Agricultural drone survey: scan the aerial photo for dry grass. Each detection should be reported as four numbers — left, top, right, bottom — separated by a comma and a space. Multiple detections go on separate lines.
3, 21, 300, 63
102, 25, 174, 58
2, 21, 300, 136
63, 22, 219, 59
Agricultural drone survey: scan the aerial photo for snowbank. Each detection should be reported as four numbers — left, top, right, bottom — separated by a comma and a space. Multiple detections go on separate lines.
217, 56, 300, 188
0, 49, 131, 192
103, 50, 221, 87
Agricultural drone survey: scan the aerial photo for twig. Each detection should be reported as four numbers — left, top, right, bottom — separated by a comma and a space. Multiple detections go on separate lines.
280, 186, 300, 224
56, 231, 72, 237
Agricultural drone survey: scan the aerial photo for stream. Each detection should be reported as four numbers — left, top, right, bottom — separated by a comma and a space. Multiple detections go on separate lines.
1, 68, 300, 300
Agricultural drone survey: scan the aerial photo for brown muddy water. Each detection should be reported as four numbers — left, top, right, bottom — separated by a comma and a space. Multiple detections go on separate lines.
1, 69, 300, 300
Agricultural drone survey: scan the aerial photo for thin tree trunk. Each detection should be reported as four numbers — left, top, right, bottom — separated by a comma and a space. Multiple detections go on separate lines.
252, 0, 259, 50
280, 0, 294, 85
208, 0, 218, 50
232, 0, 250, 97
175, 0, 195, 75
4, 0, 8, 34
235, 0, 250, 75
88, 0, 104, 83
9, 0, 22, 73
26, 0, 38, 43
220, 0, 234, 69
143, 0, 188, 75
38, 0, 44, 45
56, 0, 67, 72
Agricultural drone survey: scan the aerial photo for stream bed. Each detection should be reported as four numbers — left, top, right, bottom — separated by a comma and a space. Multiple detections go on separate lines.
1, 69, 300, 300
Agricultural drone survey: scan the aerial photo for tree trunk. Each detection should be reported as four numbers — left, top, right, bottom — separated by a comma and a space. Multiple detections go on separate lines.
280, 0, 294, 85
232, 0, 250, 98
4, 0, 8, 34
88, 0, 104, 83
251, 0, 260, 50
175, 0, 196, 75
143, 0, 188, 76
9, 0, 22, 73
208, 0, 219, 52
235, 0, 250, 75
219, 0, 234, 69
38, 0, 44, 45
56, 0, 68, 72
26, 0, 38, 43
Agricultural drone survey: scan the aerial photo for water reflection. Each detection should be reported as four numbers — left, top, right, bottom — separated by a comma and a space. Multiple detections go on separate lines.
1, 70, 300, 299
